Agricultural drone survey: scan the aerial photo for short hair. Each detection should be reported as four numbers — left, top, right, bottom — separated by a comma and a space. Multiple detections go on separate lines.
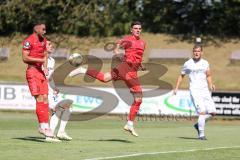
131, 21, 142, 28
33, 20, 46, 27
193, 44, 203, 51
46, 37, 51, 41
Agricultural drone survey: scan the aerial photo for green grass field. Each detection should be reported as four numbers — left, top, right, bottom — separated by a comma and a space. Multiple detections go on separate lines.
0, 112, 240, 160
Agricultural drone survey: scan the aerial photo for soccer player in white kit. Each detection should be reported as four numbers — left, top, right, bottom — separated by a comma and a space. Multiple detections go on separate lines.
174, 44, 216, 140
46, 40, 73, 141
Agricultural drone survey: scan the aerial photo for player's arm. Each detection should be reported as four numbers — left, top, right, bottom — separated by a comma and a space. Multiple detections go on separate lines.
206, 69, 215, 91
22, 49, 45, 63
140, 41, 147, 71
113, 43, 124, 60
43, 51, 49, 76
48, 75, 59, 94
47, 59, 59, 94
113, 43, 121, 55
173, 74, 185, 95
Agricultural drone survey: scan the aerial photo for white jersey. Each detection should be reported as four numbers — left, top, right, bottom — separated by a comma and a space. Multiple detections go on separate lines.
46, 57, 73, 109
181, 58, 209, 91
181, 58, 216, 114
46, 56, 55, 80
47, 57, 58, 109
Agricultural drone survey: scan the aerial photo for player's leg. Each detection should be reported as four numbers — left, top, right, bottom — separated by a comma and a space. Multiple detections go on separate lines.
56, 100, 73, 140
128, 93, 142, 123
49, 109, 60, 135
199, 94, 217, 137
69, 60, 130, 82
49, 92, 60, 135
124, 92, 142, 137
197, 112, 207, 140
39, 78, 59, 140
26, 69, 47, 129
41, 77, 51, 130
123, 74, 142, 137
86, 70, 112, 82
35, 94, 47, 128
191, 92, 207, 140
205, 92, 217, 120
69, 66, 88, 77
27, 69, 59, 142
69, 66, 112, 82
197, 92, 217, 140
35, 94, 54, 138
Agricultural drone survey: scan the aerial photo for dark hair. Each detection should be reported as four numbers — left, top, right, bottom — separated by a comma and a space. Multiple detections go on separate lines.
131, 21, 142, 28
193, 44, 203, 51
45, 36, 50, 41
33, 20, 46, 27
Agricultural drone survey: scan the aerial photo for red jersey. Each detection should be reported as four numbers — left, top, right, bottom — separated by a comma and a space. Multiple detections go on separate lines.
118, 35, 146, 64
22, 34, 47, 68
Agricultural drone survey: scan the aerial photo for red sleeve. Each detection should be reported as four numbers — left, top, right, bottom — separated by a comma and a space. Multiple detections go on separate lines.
117, 36, 131, 49
22, 36, 33, 51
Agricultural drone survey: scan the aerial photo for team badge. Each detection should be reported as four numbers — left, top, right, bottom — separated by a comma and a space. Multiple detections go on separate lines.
23, 41, 30, 49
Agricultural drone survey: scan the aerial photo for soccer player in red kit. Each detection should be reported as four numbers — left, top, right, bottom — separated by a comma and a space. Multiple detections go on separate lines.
22, 22, 53, 138
69, 21, 146, 137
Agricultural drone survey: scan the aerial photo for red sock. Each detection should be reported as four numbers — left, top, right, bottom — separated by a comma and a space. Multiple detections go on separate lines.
36, 101, 45, 123
36, 102, 49, 123
42, 103, 49, 123
128, 100, 142, 121
86, 69, 105, 82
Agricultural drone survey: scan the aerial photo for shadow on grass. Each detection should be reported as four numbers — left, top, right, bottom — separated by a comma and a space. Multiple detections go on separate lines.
178, 137, 199, 140
88, 139, 133, 143
12, 136, 46, 143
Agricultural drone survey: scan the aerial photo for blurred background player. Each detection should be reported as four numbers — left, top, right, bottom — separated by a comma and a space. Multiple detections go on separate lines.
46, 40, 73, 141
69, 21, 146, 137
173, 44, 216, 140
22, 22, 53, 138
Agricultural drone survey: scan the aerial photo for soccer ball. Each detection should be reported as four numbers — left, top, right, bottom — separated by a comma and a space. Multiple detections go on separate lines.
68, 53, 83, 67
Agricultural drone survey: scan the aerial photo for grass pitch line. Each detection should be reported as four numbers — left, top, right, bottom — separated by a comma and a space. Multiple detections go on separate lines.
85, 146, 240, 160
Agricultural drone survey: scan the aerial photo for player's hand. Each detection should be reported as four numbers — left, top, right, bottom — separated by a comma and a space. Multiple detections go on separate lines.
173, 89, 177, 95
140, 64, 147, 71
210, 84, 216, 91
54, 87, 60, 94
44, 68, 49, 76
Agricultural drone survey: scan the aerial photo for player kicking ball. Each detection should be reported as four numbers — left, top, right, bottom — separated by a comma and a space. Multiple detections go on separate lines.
174, 44, 216, 140
69, 21, 146, 137
46, 40, 73, 141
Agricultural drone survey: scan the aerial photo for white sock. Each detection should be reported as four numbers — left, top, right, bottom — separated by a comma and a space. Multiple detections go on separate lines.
198, 115, 206, 137
199, 130, 205, 138
40, 123, 49, 129
127, 120, 133, 126
59, 109, 71, 133
69, 67, 87, 77
50, 114, 59, 133
79, 67, 87, 73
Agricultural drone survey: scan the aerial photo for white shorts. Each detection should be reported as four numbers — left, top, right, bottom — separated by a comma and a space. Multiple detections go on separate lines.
48, 88, 73, 109
190, 89, 216, 114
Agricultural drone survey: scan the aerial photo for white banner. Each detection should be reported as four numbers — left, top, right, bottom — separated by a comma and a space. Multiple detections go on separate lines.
0, 84, 196, 116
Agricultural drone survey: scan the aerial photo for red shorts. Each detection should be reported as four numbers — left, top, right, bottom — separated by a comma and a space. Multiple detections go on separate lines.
26, 67, 48, 96
111, 62, 142, 93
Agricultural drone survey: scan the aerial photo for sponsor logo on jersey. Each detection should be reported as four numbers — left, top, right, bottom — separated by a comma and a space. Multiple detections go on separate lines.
23, 41, 30, 49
